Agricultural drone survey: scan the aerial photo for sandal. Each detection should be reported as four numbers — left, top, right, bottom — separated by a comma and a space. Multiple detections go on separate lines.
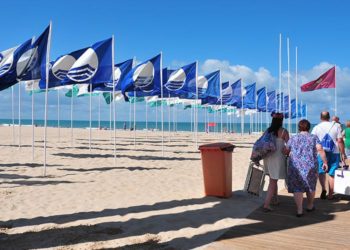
263, 207, 273, 213
306, 206, 316, 212
296, 213, 304, 217
320, 190, 327, 200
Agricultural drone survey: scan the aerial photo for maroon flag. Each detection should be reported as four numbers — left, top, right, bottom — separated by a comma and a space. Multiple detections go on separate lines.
301, 66, 335, 92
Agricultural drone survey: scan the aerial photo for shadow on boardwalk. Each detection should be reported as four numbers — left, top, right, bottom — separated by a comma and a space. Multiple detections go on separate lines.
0, 190, 349, 249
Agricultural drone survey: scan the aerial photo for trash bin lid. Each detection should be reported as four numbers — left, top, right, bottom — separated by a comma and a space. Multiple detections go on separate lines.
199, 142, 235, 152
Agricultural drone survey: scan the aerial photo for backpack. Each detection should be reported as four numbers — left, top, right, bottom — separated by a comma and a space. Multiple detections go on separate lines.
320, 122, 336, 152
250, 131, 277, 164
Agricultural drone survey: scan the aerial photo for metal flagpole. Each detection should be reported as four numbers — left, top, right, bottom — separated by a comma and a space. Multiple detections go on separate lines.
112, 35, 117, 165
57, 88, 60, 142
129, 99, 132, 129
195, 61, 198, 146
133, 91, 136, 147
335, 65, 337, 116
265, 87, 268, 132
43, 21, 52, 176
160, 52, 164, 156
11, 86, 15, 144
220, 71, 223, 137
168, 94, 171, 142
287, 38, 291, 133
109, 93, 112, 133
89, 83, 92, 151
145, 99, 148, 132
295, 47, 298, 132
241, 80, 244, 135
71, 89, 74, 147
32, 82, 35, 161
279, 33, 282, 112
155, 101, 158, 130
98, 92, 101, 130
18, 82, 21, 148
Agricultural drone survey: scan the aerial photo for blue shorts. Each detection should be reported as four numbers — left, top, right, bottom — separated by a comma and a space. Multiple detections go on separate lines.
317, 152, 340, 177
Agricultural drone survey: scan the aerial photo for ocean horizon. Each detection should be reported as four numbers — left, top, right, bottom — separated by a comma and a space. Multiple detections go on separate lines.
0, 118, 304, 133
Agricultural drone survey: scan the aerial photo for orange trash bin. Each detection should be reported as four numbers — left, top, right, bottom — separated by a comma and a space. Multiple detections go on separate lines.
198, 143, 235, 198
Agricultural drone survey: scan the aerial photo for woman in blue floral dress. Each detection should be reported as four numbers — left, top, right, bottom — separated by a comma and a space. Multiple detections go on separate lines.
285, 119, 328, 217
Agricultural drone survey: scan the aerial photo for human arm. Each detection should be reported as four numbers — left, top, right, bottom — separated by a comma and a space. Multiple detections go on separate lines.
316, 144, 328, 171
336, 125, 346, 161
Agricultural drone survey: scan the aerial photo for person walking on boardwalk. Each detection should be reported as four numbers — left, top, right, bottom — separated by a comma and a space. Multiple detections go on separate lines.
312, 111, 346, 200
285, 119, 328, 217
263, 112, 289, 212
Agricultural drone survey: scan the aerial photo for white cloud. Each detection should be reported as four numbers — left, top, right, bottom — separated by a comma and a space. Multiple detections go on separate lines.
199, 59, 350, 123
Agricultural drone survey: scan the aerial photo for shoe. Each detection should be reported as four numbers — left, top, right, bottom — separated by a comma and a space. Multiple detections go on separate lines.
263, 207, 273, 213
271, 196, 280, 206
296, 213, 304, 217
306, 206, 316, 212
320, 190, 327, 199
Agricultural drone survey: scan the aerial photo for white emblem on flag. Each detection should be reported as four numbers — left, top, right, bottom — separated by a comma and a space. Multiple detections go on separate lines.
52, 55, 77, 80
0, 49, 15, 77
67, 48, 99, 82
197, 76, 208, 96
133, 61, 154, 92
16, 47, 38, 77
165, 69, 186, 91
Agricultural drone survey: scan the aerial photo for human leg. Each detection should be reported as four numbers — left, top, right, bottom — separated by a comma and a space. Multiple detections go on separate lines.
319, 174, 327, 199
328, 175, 335, 199
327, 153, 340, 199
264, 178, 278, 210
293, 192, 304, 215
306, 191, 316, 210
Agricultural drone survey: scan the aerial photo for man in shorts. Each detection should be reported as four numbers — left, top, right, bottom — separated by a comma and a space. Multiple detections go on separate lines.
312, 111, 346, 200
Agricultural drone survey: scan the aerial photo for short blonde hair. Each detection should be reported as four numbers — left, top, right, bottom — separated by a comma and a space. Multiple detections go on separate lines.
346, 120, 350, 128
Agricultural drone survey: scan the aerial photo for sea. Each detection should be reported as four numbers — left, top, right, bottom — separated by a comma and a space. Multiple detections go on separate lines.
0, 119, 302, 134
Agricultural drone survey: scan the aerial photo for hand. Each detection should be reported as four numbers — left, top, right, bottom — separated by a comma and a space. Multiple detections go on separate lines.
322, 163, 328, 172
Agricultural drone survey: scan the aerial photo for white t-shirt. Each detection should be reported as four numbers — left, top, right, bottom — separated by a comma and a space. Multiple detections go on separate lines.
311, 121, 342, 153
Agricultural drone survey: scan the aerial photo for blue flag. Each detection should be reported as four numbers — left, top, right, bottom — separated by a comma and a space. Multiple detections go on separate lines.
92, 59, 133, 92
0, 39, 32, 91
267, 90, 276, 112
21, 25, 51, 82
301, 104, 306, 117
121, 54, 161, 97
203, 81, 230, 105
199, 70, 220, 99
283, 95, 289, 113
229, 79, 242, 107
39, 48, 87, 89
237, 83, 256, 109
163, 62, 196, 98
39, 38, 113, 89
257, 87, 266, 112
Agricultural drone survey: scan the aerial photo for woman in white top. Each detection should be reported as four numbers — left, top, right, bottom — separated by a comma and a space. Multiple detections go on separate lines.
263, 112, 289, 212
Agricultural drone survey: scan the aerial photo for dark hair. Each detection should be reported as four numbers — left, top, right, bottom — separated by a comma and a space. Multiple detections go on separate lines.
267, 116, 283, 136
298, 119, 310, 132
320, 111, 330, 121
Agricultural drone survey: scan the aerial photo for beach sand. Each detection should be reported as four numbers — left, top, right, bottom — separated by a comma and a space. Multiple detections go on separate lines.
0, 126, 281, 249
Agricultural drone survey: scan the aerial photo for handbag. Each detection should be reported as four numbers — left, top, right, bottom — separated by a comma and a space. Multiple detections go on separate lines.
250, 131, 277, 164
244, 162, 266, 196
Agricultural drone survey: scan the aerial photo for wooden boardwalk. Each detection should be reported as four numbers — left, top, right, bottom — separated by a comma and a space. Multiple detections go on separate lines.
204, 188, 350, 249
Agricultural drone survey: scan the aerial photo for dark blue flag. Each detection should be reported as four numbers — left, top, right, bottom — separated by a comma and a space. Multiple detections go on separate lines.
257, 87, 267, 112
21, 25, 51, 82
92, 58, 133, 92
121, 54, 161, 97
237, 82, 256, 109
267, 90, 276, 112
163, 62, 196, 98
0, 39, 32, 91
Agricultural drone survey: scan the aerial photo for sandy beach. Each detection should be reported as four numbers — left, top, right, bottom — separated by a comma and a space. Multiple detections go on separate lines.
0, 126, 278, 249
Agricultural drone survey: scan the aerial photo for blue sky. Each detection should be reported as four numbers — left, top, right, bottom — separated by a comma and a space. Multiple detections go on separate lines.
1, 0, 350, 124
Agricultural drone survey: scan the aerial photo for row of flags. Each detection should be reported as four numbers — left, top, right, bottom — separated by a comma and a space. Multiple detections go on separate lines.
0, 24, 335, 119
